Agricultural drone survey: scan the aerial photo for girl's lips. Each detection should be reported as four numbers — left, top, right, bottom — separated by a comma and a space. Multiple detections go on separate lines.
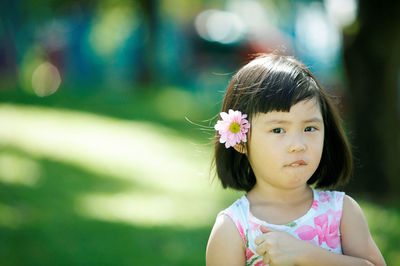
286, 160, 307, 166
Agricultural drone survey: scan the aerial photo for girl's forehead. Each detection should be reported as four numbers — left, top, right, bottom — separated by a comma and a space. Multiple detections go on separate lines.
252, 99, 323, 122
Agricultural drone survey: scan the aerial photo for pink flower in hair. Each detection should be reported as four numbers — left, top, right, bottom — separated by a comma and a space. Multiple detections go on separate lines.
214, 109, 250, 148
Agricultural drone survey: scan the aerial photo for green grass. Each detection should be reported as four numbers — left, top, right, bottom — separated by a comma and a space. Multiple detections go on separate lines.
0, 147, 212, 265
0, 97, 399, 265
359, 200, 400, 265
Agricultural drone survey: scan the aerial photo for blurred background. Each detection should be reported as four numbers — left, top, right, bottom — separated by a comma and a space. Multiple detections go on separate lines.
0, 0, 399, 265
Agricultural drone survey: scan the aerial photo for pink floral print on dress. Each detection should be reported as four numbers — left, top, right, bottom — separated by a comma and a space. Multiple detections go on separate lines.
294, 209, 342, 249
248, 219, 260, 232
336, 193, 344, 203
311, 200, 319, 210
246, 248, 256, 261
319, 191, 331, 202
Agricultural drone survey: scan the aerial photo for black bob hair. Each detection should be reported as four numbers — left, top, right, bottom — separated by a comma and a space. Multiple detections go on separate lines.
213, 54, 352, 192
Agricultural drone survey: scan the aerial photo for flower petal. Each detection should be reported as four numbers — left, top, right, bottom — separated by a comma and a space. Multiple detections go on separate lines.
220, 112, 229, 121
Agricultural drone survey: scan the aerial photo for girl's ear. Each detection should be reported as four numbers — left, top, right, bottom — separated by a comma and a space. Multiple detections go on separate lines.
234, 143, 247, 154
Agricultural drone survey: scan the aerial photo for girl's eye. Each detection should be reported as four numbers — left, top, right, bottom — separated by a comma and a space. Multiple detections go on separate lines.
272, 128, 285, 134
305, 126, 317, 132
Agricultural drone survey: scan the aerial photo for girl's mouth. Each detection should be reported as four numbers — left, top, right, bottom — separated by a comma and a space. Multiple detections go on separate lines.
286, 160, 307, 167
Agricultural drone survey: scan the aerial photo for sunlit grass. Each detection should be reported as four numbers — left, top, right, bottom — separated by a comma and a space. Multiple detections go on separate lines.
0, 103, 237, 228
0, 152, 41, 186
76, 192, 218, 227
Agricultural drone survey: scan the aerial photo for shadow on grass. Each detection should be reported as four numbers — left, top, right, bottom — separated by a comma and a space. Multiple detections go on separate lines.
0, 146, 210, 266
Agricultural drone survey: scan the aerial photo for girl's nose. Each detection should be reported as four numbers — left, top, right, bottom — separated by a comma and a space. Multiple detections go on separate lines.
287, 137, 306, 153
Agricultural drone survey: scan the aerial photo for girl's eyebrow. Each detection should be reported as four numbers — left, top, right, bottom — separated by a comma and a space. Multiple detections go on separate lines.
264, 117, 323, 124
303, 117, 324, 124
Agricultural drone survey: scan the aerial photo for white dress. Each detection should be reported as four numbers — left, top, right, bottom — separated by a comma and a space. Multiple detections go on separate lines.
217, 188, 345, 266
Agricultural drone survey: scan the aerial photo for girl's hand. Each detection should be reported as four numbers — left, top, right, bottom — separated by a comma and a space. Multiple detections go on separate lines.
254, 225, 313, 266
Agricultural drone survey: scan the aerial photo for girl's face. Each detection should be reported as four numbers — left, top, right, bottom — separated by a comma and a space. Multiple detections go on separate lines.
247, 99, 324, 190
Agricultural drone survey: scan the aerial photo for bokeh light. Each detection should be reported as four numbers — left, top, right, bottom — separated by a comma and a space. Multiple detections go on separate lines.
88, 3, 139, 58
195, 9, 247, 44
324, 0, 358, 28
31, 61, 62, 97
295, 2, 341, 63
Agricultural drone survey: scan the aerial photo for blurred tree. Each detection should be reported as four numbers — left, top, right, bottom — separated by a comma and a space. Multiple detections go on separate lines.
0, 0, 22, 90
137, 0, 158, 85
343, 0, 400, 198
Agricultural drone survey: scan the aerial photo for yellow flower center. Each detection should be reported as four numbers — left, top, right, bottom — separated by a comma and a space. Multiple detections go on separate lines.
229, 122, 241, 133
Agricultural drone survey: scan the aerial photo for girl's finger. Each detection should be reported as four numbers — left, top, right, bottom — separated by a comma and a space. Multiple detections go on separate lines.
260, 225, 276, 234
255, 245, 270, 264
263, 252, 270, 264
254, 235, 265, 246
255, 244, 267, 257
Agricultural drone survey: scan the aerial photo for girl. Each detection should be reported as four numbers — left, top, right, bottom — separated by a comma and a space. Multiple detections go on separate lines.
206, 54, 385, 266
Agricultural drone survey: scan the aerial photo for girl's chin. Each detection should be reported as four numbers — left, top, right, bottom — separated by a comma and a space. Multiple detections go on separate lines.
284, 174, 313, 187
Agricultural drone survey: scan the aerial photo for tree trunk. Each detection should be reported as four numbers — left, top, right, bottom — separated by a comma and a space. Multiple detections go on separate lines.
343, 0, 400, 198
138, 0, 158, 85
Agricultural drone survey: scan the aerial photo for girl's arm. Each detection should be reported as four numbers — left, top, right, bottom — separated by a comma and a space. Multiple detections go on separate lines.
296, 195, 385, 266
206, 214, 246, 266
338, 195, 385, 265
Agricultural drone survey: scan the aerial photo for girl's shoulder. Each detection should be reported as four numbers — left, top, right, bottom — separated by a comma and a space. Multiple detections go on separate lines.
218, 195, 249, 227
206, 211, 247, 264
206, 196, 249, 264
311, 188, 346, 215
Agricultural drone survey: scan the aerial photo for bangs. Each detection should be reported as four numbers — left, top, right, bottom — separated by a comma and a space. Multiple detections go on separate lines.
250, 74, 320, 116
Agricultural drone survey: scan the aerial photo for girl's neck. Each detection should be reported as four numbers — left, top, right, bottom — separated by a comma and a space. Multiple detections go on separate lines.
246, 184, 314, 225
247, 184, 312, 205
